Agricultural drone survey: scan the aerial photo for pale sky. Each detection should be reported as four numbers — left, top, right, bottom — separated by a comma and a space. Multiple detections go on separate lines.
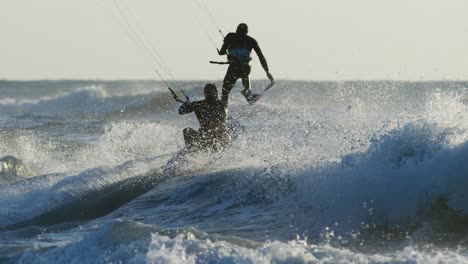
1, 0, 468, 80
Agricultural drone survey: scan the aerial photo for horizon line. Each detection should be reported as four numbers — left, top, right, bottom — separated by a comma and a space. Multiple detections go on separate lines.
1, 78, 467, 82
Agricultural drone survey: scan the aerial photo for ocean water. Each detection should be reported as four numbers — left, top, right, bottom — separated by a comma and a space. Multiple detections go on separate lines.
0, 80, 467, 263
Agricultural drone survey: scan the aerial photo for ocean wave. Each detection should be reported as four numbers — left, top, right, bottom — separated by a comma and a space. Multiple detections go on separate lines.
14, 219, 467, 264
3, 118, 466, 245
106, 119, 468, 246
294, 120, 468, 241
2, 81, 468, 262
0, 157, 164, 229
0, 85, 158, 116
0, 156, 32, 185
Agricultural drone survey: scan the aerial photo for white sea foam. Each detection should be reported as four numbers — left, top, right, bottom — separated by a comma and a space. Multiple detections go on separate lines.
1, 81, 467, 262
16, 220, 468, 264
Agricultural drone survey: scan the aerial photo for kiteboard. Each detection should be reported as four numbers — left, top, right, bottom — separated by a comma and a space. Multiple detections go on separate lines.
247, 81, 275, 105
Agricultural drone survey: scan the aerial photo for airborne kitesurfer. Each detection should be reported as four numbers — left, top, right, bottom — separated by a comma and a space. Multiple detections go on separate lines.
178, 83, 231, 152
218, 23, 274, 106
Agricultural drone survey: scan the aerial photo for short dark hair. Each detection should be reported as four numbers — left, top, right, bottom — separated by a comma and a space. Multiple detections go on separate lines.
204, 83, 218, 100
236, 23, 248, 34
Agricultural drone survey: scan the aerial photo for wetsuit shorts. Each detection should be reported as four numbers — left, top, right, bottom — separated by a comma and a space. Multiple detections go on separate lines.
222, 62, 251, 91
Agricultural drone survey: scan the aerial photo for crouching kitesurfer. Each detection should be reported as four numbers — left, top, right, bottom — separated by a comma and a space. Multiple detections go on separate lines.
178, 83, 232, 152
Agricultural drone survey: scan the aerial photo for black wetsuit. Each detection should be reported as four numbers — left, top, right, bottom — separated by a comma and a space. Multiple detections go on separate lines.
178, 98, 231, 151
219, 32, 269, 106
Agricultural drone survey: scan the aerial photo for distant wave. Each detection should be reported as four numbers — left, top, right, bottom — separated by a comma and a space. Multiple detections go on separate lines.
0, 85, 158, 116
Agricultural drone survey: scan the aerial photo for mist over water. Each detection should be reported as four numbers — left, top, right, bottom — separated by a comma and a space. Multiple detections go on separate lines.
0, 80, 467, 263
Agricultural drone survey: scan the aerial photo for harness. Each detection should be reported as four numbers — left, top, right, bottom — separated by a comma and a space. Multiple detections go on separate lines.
210, 48, 252, 65
227, 49, 252, 64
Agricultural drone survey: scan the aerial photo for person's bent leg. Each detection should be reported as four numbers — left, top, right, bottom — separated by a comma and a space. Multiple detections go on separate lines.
183, 128, 200, 151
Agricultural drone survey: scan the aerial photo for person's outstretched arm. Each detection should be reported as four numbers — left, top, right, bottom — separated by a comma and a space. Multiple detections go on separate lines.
253, 43, 274, 82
